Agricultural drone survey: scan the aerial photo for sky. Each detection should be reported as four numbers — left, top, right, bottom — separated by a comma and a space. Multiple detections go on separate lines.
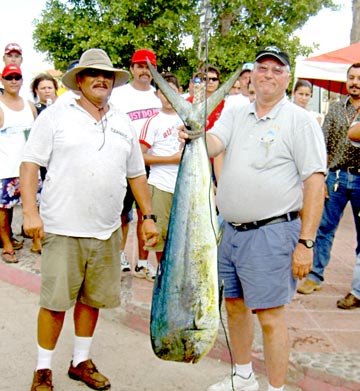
0, 0, 353, 79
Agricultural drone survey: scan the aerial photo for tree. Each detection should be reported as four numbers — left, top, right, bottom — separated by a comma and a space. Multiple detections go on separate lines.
32, 0, 337, 86
351, 0, 360, 44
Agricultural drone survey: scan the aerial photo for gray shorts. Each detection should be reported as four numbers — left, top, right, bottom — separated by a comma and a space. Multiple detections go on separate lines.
218, 219, 301, 309
39, 229, 122, 311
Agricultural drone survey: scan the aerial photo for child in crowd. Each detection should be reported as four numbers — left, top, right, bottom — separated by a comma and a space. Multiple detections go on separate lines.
139, 73, 183, 262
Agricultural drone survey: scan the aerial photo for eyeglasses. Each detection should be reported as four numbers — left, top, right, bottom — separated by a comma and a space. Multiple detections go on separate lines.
3, 74, 22, 81
255, 64, 287, 76
80, 69, 114, 79
203, 77, 219, 82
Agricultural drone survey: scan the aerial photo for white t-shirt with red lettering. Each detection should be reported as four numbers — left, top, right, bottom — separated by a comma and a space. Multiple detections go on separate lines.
110, 83, 161, 137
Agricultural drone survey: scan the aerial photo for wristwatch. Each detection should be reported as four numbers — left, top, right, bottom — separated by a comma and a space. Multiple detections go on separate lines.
298, 239, 314, 249
142, 214, 157, 223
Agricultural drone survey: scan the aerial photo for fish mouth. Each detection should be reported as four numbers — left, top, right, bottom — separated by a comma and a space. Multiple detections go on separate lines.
151, 328, 218, 363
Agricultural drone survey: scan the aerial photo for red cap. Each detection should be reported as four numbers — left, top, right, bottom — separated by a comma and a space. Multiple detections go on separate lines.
2, 64, 22, 78
4, 43, 22, 55
131, 49, 156, 66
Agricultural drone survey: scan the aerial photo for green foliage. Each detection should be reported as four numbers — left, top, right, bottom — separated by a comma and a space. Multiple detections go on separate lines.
33, 0, 338, 88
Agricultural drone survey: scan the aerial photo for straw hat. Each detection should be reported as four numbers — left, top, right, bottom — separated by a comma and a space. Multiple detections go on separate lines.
62, 48, 129, 91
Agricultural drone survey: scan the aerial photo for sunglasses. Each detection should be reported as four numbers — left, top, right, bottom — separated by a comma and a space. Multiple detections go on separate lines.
203, 77, 219, 82
3, 74, 22, 81
80, 69, 114, 79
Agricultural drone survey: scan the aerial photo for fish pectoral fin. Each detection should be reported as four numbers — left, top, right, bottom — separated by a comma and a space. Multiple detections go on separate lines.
193, 302, 206, 328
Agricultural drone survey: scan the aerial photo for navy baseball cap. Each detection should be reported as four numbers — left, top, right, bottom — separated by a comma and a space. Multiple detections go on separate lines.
255, 46, 290, 68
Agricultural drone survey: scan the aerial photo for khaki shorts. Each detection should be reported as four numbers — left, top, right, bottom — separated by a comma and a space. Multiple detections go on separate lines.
144, 184, 173, 252
39, 229, 121, 311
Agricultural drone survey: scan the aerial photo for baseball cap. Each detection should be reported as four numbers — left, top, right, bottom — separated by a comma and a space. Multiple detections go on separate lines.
255, 46, 290, 68
240, 62, 254, 76
131, 49, 156, 67
4, 43, 22, 55
2, 64, 22, 78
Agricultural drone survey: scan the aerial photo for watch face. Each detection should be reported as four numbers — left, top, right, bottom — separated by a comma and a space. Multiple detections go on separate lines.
305, 239, 314, 248
299, 239, 314, 248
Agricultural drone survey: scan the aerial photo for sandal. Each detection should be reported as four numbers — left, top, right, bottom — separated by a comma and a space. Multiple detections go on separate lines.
2, 250, 18, 264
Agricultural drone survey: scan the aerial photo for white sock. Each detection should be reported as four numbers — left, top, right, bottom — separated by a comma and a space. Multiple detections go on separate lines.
234, 362, 253, 378
138, 259, 147, 267
72, 335, 93, 367
268, 384, 284, 391
36, 344, 55, 370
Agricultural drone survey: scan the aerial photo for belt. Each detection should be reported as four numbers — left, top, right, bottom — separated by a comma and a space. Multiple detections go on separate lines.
230, 211, 299, 232
332, 167, 360, 175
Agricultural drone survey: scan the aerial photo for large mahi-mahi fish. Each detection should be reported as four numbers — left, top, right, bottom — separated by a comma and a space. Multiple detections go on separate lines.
148, 62, 241, 363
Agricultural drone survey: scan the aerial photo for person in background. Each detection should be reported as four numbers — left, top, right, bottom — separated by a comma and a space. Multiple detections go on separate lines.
55, 60, 80, 105
31, 73, 58, 115
21, 48, 158, 391
224, 62, 254, 110
110, 48, 161, 279
238, 62, 254, 97
139, 73, 183, 262
30, 73, 59, 183
2, 43, 23, 67
297, 63, 360, 310
0, 64, 38, 263
180, 46, 326, 391
187, 64, 224, 129
185, 71, 204, 96
292, 79, 323, 125
229, 79, 241, 95
0, 43, 24, 248
248, 82, 256, 102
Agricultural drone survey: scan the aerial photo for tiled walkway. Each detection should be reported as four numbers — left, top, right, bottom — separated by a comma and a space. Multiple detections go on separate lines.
2, 205, 360, 391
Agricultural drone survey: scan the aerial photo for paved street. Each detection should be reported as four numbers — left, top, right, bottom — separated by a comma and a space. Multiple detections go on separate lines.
1, 205, 360, 390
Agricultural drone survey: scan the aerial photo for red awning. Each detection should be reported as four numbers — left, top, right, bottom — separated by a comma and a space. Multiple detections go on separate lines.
295, 42, 360, 94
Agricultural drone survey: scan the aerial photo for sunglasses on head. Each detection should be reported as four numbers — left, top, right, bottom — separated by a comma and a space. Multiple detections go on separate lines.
3, 74, 22, 81
80, 68, 114, 79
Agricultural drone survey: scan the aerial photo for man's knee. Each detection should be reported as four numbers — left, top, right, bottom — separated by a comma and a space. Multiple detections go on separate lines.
225, 298, 248, 318
256, 306, 285, 332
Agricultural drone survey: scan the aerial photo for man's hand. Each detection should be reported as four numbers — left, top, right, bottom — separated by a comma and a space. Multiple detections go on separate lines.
141, 219, 159, 247
177, 123, 206, 143
292, 243, 313, 280
23, 212, 44, 241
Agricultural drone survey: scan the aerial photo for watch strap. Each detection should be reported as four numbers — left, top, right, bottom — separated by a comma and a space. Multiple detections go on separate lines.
142, 214, 157, 223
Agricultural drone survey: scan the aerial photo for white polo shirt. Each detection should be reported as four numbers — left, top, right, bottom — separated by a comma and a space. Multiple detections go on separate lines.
23, 99, 145, 239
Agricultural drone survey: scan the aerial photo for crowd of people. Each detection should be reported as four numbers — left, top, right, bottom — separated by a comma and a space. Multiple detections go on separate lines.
0, 41, 359, 391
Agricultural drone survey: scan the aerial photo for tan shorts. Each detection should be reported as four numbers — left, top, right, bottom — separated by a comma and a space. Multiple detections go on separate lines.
39, 229, 121, 311
144, 184, 173, 252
